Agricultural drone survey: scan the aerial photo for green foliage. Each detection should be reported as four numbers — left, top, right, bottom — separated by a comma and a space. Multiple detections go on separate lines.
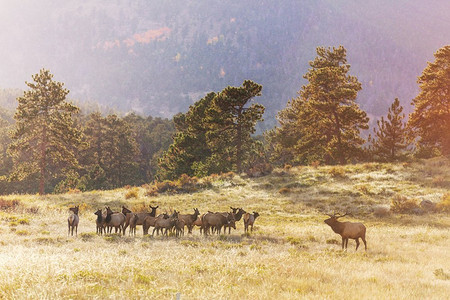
369, 98, 408, 161
271, 46, 368, 166
79, 113, 141, 189
408, 45, 450, 157
158, 81, 265, 179
8, 69, 82, 194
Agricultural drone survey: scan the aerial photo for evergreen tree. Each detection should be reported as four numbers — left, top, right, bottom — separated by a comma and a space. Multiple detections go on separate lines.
368, 98, 408, 161
80, 113, 140, 189
157, 93, 215, 179
408, 45, 450, 157
273, 46, 368, 165
206, 80, 264, 173
8, 69, 82, 194
158, 81, 264, 179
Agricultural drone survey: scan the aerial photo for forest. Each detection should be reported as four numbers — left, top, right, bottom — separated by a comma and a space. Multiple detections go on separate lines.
0, 45, 448, 195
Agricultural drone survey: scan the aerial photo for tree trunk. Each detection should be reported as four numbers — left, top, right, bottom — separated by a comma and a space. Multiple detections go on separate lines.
236, 107, 243, 173
39, 125, 47, 195
333, 110, 345, 165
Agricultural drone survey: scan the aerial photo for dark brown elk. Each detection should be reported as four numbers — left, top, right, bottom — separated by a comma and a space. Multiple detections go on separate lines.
142, 213, 169, 235
105, 206, 126, 235
68, 206, 79, 236
243, 212, 259, 233
224, 207, 246, 234
202, 212, 235, 235
152, 211, 179, 237
174, 218, 185, 237
193, 214, 205, 234
324, 213, 367, 251
129, 213, 139, 236
94, 209, 106, 235
122, 205, 158, 235
178, 208, 200, 234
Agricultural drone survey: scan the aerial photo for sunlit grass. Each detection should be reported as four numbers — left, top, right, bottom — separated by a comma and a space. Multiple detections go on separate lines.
0, 158, 448, 298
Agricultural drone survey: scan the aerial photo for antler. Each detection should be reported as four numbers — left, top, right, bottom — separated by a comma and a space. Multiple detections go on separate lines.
335, 212, 349, 219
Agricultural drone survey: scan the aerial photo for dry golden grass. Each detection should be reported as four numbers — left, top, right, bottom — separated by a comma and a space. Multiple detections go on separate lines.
0, 158, 449, 299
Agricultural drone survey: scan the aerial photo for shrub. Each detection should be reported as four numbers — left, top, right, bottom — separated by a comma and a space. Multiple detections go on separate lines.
310, 160, 320, 168
125, 187, 139, 199
390, 195, 420, 214
437, 193, 450, 213
373, 205, 390, 217
329, 167, 347, 179
0, 198, 20, 211
278, 187, 291, 194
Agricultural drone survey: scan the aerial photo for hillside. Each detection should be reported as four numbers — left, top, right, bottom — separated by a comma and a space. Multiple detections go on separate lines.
1, 1, 449, 129
0, 158, 448, 298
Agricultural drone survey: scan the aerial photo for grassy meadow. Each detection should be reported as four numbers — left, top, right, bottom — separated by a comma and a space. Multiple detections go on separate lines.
0, 158, 449, 299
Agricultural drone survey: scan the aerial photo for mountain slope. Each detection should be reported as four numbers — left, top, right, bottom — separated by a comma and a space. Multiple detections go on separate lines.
0, 0, 449, 128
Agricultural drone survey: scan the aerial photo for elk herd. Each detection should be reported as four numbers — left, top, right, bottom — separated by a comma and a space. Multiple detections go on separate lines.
69, 205, 260, 238
68, 205, 367, 251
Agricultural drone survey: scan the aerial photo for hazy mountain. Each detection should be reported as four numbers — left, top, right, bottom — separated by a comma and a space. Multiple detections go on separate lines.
0, 0, 449, 129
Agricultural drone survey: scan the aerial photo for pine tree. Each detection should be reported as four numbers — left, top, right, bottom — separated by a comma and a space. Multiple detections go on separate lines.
368, 98, 408, 161
8, 69, 82, 194
157, 93, 215, 180
206, 80, 264, 173
273, 46, 368, 165
80, 113, 140, 189
408, 45, 450, 157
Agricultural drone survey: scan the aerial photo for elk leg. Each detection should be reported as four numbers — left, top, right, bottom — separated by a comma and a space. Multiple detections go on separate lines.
341, 237, 345, 250
345, 238, 349, 250
355, 238, 360, 251
362, 238, 367, 251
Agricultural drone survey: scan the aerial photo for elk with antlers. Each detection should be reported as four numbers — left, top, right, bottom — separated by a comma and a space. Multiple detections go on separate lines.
324, 213, 367, 251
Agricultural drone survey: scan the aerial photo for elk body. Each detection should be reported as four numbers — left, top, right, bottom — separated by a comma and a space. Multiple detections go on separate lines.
105, 206, 126, 235
243, 212, 259, 233
324, 213, 367, 251
94, 209, 106, 235
122, 205, 158, 235
142, 213, 169, 235
178, 208, 200, 234
223, 207, 246, 234
68, 206, 79, 236
152, 211, 179, 236
202, 212, 235, 235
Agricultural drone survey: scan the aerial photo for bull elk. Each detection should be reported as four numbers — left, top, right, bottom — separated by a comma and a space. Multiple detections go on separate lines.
324, 213, 367, 251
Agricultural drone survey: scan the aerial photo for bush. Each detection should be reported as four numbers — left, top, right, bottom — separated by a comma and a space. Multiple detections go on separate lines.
437, 193, 450, 213
329, 167, 347, 179
390, 195, 420, 214
0, 198, 20, 211
125, 187, 139, 199
373, 205, 390, 217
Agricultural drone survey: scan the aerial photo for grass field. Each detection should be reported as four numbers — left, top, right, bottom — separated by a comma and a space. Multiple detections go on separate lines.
0, 158, 449, 299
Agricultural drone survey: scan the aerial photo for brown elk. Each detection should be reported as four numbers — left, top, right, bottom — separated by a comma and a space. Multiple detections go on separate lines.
152, 211, 179, 237
324, 213, 367, 251
122, 205, 159, 235
224, 207, 246, 234
129, 213, 139, 236
94, 208, 106, 235
193, 214, 205, 234
178, 208, 200, 234
68, 206, 79, 236
105, 206, 126, 235
142, 213, 169, 235
243, 212, 259, 233
202, 211, 235, 235
174, 218, 186, 237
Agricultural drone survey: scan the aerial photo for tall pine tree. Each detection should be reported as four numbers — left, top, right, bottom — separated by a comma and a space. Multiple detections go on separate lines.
272, 46, 368, 165
8, 69, 82, 194
408, 45, 450, 157
206, 80, 264, 173
368, 98, 408, 161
